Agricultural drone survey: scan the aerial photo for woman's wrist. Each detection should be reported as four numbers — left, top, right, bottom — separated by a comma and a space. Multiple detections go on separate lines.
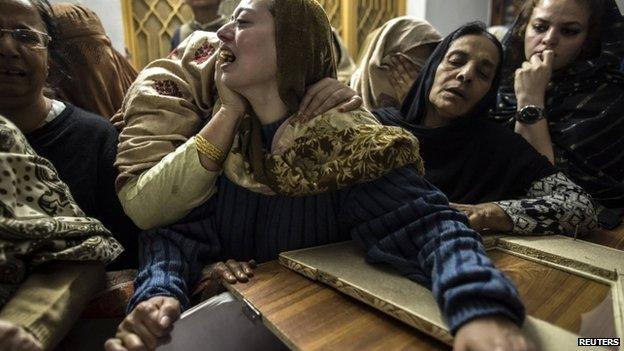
218, 105, 246, 120
486, 203, 514, 232
516, 93, 545, 109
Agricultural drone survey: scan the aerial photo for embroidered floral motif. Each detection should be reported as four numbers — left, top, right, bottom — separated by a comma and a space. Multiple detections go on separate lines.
153, 80, 182, 98
224, 109, 424, 196
193, 40, 215, 64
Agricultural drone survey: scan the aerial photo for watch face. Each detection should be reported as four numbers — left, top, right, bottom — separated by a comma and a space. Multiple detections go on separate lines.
519, 106, 543, 124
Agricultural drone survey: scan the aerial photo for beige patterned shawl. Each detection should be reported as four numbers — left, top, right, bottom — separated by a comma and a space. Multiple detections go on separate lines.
0, 116, 122, 306
351, 17, 442, 110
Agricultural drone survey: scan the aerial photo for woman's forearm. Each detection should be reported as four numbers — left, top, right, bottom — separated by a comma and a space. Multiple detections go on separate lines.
514, 119, 555, 164
118, 139, 220, 230
496, 172, 597, 236
196, 106, 243, 171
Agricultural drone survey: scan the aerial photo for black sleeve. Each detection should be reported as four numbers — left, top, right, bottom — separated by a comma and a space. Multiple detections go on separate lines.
96, 127, 139, 269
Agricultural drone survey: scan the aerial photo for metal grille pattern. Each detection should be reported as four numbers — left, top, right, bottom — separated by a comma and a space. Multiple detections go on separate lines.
356, 0, 402, 53
130, 0, 192, 68
316, 0, 342, 34
123, 0, 404, 69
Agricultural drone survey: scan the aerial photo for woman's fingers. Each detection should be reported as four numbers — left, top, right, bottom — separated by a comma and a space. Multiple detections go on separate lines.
212, 261, 236, 283
299, 78, 334, 116
305, 86, 340, 118
124, 319, 158, 350
210, 260, 257, 285
119, 332, 148, 351
226, 259, 249, 282
390, 62, 402, 85
311, 87, 352, 117
156, 297, 181, 330
104, 338, 128, 351
338, 95, 362, 112
542, 50, 555, 68
114, 311, 150, 350
394, 55, 414, 83
240, 261, 254, 276
400, 55, 419, 78
134, 302, 166, 339
300, 78, 357, 118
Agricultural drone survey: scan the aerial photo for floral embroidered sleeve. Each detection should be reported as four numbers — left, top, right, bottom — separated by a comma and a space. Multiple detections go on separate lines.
495, 172, 597, 236
114, 32, 222, 229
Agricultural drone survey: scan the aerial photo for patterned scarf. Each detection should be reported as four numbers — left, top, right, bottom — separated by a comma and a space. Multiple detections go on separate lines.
0, 116, 122, 306
224, 108, 424, 196
491, 0, 624, 208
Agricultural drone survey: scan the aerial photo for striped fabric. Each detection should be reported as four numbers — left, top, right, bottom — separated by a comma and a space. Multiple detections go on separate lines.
129, 120, 525, 334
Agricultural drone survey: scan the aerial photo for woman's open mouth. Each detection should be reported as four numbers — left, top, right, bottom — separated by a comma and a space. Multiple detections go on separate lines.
0, 68, 26, 78
0, 69, 27, 84
219, 47, 237, 64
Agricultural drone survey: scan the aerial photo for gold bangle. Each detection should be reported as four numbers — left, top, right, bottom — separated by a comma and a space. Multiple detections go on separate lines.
195, 134, 225, 164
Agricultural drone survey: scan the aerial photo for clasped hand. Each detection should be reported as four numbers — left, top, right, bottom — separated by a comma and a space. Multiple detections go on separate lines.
104, 259, 255, 351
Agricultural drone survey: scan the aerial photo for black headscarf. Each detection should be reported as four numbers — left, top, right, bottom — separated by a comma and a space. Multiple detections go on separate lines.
375, 22, 556, 204
491, 0, 624, 209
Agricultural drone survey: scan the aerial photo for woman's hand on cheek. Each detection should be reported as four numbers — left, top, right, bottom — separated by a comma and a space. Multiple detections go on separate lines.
514, 50, 554, 108
450, 202, 513, 233
215, 58, 248, 117
454, 316, 537, 351
390, 54, 419, 103
298, 78, 362, 121
0, 320, 42, 351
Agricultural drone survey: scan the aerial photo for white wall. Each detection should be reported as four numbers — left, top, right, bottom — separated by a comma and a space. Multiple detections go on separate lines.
49, 0, 126, 54
406, 0, 427, 19
408, 0, 490, 36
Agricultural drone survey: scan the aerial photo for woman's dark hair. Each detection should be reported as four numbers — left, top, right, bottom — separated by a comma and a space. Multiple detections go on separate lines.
502, 0, 605, 79
397, 21, 504, 125
27, 0, 70, 96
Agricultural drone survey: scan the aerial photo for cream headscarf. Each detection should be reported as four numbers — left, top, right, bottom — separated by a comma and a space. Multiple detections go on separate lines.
351, 17, 441, 110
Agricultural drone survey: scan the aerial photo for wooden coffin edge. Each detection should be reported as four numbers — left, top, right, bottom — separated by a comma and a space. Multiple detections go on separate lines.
224, 282, 302, 351
279, 239, 622, 351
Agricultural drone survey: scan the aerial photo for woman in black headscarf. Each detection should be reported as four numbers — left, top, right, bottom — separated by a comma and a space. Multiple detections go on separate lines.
492, 0, 624, 217
375, 22, 596, 236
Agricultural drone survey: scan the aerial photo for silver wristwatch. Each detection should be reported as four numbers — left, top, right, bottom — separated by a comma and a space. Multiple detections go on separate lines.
516, 105, 545, 124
